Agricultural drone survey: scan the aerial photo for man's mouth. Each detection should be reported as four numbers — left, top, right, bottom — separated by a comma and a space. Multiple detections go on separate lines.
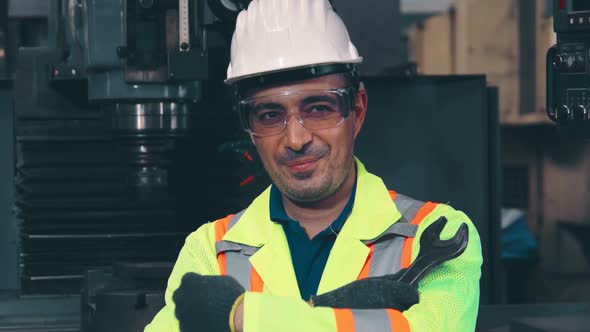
284, 157, 321, 173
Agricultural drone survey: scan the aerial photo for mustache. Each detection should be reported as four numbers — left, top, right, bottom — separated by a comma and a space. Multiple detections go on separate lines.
275, 144, 330, 165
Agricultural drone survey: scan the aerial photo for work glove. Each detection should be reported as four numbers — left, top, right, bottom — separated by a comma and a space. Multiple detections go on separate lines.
173, 272, 245, 332
310, 269, 419, 311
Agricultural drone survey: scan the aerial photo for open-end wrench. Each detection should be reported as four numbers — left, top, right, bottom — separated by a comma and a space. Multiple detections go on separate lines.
397, 216, 469, 287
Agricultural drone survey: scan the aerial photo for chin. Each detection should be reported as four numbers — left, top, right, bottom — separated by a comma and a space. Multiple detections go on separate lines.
291, 170, 315, 180
283, 181, 334, 202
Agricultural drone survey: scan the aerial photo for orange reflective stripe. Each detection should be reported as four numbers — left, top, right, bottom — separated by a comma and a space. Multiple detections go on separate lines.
400, 240, 413, 269
410, 202, 437, 226
401, 202, 438, 268
334, 309, 355, 332
386, 309, 411, 332
388, 190, 397, 201
215, 215, 234, 275
218, 253, 227, 275
215, 215, 233, 242
250, 267, 264, 292
357, 243, 375, 280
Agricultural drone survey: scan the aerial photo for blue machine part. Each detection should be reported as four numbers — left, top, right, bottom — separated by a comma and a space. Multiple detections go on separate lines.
501, 208, 539, 261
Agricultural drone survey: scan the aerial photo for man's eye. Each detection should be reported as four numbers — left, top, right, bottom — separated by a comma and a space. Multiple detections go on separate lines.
312, 105, 331, 112
305, 105, 336, 115
258, 111, 281, 120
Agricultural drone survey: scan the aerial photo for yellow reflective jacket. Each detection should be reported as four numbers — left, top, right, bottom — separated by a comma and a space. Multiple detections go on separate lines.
145, 159, 482, 331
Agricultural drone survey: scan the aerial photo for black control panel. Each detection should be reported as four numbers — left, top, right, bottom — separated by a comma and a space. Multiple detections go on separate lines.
554, 0, 590, 32
547, 0, 590, 125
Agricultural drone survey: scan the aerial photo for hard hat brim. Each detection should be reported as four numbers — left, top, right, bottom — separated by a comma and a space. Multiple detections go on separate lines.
224, 58, 363, 85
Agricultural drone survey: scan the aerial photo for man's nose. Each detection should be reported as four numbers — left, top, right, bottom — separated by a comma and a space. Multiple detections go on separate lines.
283, 113, 313, 152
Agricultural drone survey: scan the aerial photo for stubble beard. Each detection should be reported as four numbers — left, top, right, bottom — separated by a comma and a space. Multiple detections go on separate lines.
265, 155, 354, 203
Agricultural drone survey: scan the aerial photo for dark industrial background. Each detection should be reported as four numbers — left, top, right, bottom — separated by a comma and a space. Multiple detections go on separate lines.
0, 0, 589, 331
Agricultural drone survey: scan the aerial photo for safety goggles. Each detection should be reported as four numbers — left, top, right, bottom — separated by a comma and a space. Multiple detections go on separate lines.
238, 87, 355, 137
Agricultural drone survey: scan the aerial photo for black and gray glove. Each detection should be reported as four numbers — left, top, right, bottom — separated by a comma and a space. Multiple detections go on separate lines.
173, 273, 245, 332
310, 269, 419, 311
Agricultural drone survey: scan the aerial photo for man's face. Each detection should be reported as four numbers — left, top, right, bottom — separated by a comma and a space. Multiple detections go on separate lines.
245, 74, 367, 203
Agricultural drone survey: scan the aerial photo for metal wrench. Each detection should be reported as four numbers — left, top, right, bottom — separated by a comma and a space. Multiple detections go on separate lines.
397, 216, 469, 286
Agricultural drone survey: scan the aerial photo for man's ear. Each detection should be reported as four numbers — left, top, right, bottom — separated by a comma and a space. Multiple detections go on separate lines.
352, 82, 368, 139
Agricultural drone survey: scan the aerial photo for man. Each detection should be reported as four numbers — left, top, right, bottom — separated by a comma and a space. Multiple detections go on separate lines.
145, 0, 482, 331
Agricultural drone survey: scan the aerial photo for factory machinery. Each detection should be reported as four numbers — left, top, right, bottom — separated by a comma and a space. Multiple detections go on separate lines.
1, 1, 270, 330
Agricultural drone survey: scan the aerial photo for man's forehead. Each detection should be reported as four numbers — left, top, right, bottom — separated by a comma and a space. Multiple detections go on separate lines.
246, 74, 347, 99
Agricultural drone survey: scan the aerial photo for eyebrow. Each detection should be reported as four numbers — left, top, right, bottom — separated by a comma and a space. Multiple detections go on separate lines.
301, 95, 339, 105
252, 102, 286, 113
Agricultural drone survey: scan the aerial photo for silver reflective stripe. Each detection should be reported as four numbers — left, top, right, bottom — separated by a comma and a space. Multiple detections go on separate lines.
216, 241, 241, 254
385, 222, 418, 238
229, 209, 246, 229
215, 209, 247, 256
366, 194, 425, 277
215, 209, 261, 289
361, 222, 418, 246
240, 244, 260, 256
393, 193, 415, 218
394, 193, 424, 223
216, 241, 260, 256
218, 243, 261, 289
225, 251, 252, 289
363, 220, 418, 245
352, 309, 392, 332
369, 236, 406, 277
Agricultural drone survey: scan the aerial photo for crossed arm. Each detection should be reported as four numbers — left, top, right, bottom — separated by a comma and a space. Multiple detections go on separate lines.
145, 208, 482, 332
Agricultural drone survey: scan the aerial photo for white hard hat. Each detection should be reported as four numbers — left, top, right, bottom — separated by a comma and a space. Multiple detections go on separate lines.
225, 0, 363, 85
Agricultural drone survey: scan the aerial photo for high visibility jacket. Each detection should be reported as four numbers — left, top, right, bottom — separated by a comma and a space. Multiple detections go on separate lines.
145, 160, 482, 332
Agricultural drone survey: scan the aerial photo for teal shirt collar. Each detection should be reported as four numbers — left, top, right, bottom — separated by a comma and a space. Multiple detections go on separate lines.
269, 179, 357, 235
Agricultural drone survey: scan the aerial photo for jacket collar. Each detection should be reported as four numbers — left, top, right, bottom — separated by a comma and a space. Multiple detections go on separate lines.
223, 158, 401, 246
222, 158, 403, 295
